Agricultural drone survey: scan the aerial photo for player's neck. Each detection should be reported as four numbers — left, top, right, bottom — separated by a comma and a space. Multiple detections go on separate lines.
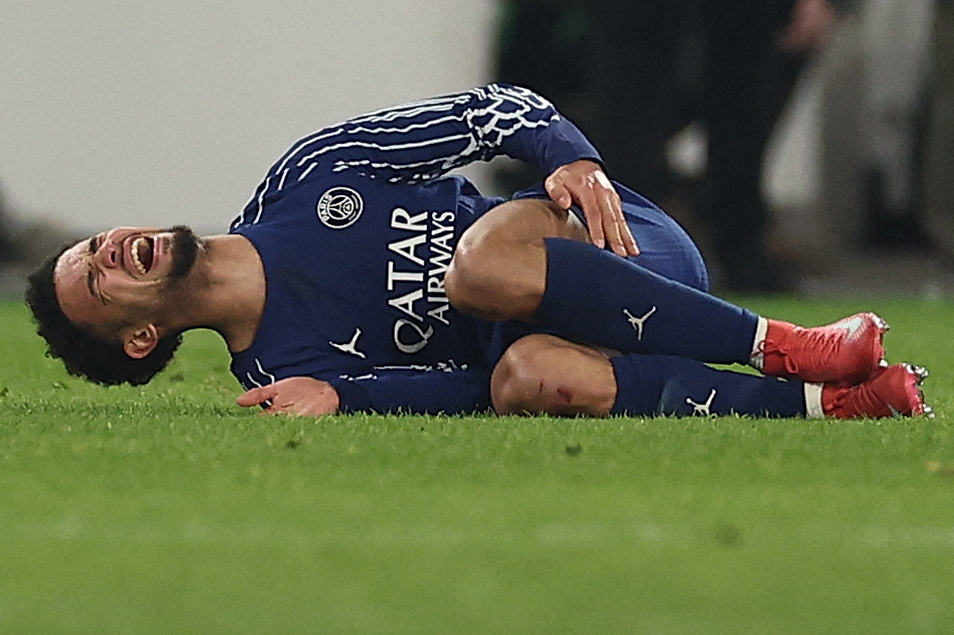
171, 234, 265, 352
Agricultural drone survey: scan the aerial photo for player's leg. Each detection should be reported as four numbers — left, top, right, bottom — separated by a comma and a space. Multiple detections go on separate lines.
448, 199, 887, 383
491, 333, 804, 417
446, 198, 585, 321
490, 334, 928, 418
537, 237, 890, 384
490, 333, 618, 416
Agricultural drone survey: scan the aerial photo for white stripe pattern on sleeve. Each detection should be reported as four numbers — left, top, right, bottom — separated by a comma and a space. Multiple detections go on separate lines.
231, 85, 560, 229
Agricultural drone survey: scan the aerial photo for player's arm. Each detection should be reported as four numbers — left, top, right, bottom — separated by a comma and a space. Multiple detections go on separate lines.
236, 376, 341, 417
270, 84, 600, 183
255, 84, 636, 256
235, 367, 491, 416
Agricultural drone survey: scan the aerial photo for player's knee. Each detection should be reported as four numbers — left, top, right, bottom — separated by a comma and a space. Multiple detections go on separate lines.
492, 334, 618, 417
446, 231, 516, 319
444, 239, 484, 314
448, 225, 548, 322
491, 336, 549, 415
492, 334, 589, 415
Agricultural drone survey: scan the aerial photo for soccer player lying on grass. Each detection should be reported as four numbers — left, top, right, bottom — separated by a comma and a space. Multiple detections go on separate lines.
26, 85, 930, 419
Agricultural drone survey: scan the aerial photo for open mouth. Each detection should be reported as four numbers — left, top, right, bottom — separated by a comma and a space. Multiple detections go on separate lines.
131, 236, 155, 274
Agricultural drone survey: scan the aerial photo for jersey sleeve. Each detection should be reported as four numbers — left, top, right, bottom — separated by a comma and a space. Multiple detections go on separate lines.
327, 366, 492, 415
263, 83, 601, 187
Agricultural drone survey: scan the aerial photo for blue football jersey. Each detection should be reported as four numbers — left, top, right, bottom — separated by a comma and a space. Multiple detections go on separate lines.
228, 84, 602, 414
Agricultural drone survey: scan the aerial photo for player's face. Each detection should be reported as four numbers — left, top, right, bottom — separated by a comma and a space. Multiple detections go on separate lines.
54, 226, 201, 333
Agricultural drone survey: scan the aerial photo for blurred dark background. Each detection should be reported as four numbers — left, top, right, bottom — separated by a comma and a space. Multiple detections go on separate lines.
492, 0, 953, 295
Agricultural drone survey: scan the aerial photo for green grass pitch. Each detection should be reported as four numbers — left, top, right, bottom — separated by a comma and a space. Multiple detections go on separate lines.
1, 297, 953, 634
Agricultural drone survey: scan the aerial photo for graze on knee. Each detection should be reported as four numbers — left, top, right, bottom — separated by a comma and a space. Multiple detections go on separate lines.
491, 335, 616, 416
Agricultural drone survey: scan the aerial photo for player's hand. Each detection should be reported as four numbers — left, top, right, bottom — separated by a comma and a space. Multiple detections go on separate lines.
545, 159, 639, 257
236, 376, 341, 417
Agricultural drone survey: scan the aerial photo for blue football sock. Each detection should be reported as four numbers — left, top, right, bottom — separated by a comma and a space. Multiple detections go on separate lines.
534, 238, 759, 363
610, 354, 807, 417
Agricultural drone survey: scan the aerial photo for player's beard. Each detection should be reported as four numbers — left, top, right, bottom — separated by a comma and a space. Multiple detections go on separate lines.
167, 225, 201, 280
123, 226, 202, 330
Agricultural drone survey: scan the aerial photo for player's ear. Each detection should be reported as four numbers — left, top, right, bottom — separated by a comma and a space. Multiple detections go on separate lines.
123, 324, 159, 359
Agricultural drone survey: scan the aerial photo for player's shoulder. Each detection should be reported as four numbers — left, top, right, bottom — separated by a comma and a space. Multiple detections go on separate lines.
229, 166, 364, 232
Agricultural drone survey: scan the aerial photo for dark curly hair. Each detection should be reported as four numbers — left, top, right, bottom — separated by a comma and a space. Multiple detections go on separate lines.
25, 245, 183, 386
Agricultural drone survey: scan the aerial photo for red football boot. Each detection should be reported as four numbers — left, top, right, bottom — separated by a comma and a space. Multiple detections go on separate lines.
754, 312, 888, 384
819, 363, 930, 419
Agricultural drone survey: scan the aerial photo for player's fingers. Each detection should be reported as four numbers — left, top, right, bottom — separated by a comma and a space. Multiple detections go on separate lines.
564, 178, 604, 249
260, 401, 298, 415
585, 206, 606, 250
595, 189, 628, 257
236, 385, 278, 408
608, 190, 639, 258
545, 174, 572, 209
622, 222, 639, 256
587, 169, 622, 250
605, 214, 628, 258
293, 403, 331, 417
607, 191, 639, 257
267, 400, 327, 418
590, 174, 638, 257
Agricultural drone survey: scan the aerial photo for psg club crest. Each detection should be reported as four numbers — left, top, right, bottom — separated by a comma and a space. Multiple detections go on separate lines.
316, 187, 363, 229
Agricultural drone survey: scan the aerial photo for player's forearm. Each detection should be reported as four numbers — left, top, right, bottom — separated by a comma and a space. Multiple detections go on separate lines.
259, 84, 602, 187
464, 83, 603, 174
329, 367, 491, 415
